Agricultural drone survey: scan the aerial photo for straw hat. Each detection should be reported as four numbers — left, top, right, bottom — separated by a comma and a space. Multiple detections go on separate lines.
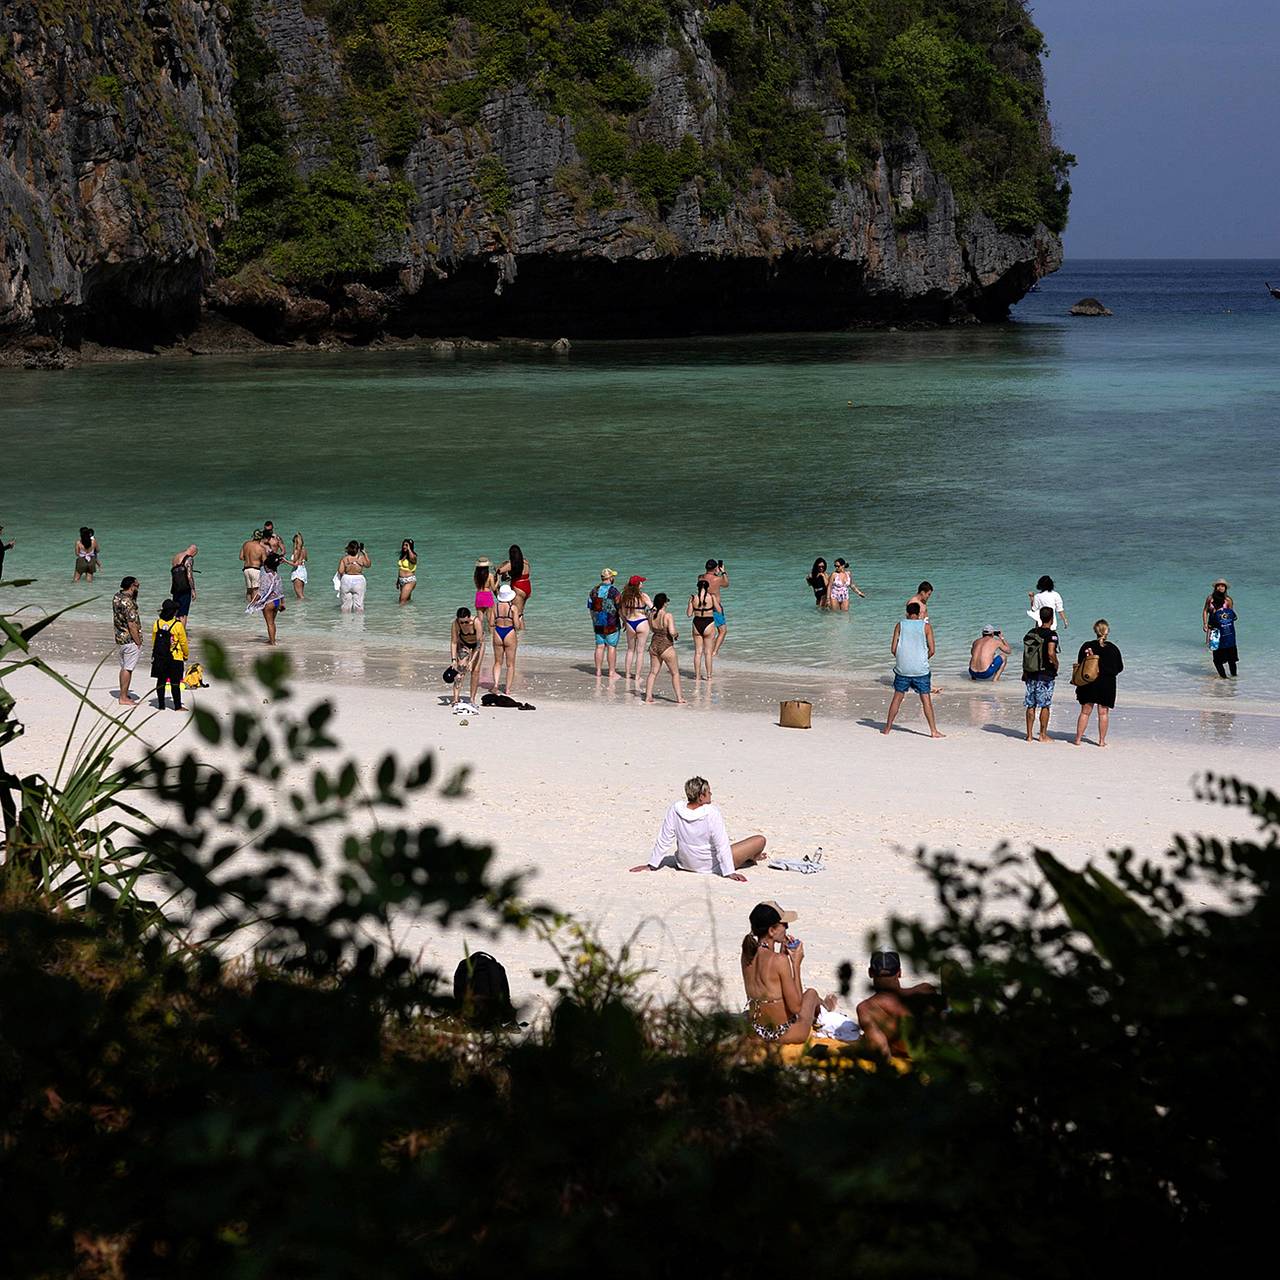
1212, 577, 1230, 590
600, 567, 617, 581
475, 557, 491, 568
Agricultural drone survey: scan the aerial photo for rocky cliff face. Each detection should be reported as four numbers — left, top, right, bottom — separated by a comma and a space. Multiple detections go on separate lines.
0, 1, 235, 348
0, 0, 1065, 351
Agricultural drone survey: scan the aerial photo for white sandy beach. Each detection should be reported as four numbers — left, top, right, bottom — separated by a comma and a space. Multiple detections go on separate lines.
7, 622, 1275, 1018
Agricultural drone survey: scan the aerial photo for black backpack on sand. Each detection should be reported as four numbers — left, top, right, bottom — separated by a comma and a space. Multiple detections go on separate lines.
453, 951, 513, 1023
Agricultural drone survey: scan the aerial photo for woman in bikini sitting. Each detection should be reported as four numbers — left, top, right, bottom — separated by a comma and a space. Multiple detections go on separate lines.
644, 593, 686, 705
687, 577, 718, 681
618, 574, 653, 684
491, 581, 524, 696
741, 901, 829, 1045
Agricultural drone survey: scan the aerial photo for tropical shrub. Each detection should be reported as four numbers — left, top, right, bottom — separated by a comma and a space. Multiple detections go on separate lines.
5, 590, 1261, 1276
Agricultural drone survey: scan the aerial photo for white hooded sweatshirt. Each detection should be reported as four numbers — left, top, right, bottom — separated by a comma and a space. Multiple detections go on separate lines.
648, 801, 734, 875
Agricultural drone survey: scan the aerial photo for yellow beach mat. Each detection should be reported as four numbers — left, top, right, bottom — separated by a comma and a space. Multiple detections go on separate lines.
777, 1036, 912, 1074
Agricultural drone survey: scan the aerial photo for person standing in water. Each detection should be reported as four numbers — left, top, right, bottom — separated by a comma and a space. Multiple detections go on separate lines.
240, 530, 267, 603
169, 545, 197, 624
1027, 575, 1068, 630
499, 544, 532, 613
1207, 590, 1239, 677
1202, 578, 1232, 644
906, 580, 933, 619
396, 538, 418, 605
618, 575, 653, 684
337, 541, 371, 612
588, 568, 622, 679
704, 558, 730, 656
261, 521, 285, 557
687, 576, 718, 680
290, 532, 308, 600
1073, 619, 1124, 747
247, 551, 286, 645
826, 558, 865, 612
882, 602, 944, 738
807, 558, 829, 608
73, 527, 101, 583
645, 593, 686, 705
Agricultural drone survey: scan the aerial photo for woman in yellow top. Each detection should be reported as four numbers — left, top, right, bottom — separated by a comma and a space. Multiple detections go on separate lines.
150, 599, 190, 710
396, 538, 418, 605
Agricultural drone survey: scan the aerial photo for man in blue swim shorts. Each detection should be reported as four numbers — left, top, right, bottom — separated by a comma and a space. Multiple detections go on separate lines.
968, 624, 1011, 681
588, 567, 623, 679
882, 602, 945, 738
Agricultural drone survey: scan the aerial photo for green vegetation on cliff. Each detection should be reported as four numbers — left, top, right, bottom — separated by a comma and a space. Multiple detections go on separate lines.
223, 0, 1071, 285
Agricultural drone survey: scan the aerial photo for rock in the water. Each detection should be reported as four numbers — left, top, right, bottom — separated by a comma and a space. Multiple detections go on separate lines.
1070, 297, 1113, 317
551, 338, 571, 354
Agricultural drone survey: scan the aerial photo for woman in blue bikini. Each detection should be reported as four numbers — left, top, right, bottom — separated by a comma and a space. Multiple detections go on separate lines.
618, 575, 653, 684
491, 581, 524, 696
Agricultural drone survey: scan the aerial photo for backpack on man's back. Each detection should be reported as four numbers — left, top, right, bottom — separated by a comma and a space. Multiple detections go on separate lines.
1022, 627, 1050, 677
589, 586, 619, 630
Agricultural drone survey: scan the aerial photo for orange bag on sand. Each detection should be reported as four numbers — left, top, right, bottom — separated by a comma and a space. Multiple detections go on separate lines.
779, 700, 812, 729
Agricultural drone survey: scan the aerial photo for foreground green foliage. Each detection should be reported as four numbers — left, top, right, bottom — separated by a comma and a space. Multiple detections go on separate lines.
222, 0, 1071, 284
0, 583, 1268, 1276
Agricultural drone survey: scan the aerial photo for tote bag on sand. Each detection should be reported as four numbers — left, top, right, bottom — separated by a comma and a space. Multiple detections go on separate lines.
779, 700, 812, 729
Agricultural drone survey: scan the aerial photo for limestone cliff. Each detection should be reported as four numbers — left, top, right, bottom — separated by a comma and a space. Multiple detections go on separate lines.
0, 0, 1069, 350
0, 1, 235, 346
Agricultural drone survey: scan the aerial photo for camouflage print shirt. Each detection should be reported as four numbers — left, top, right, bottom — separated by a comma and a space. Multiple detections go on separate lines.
113, 591, 140, 645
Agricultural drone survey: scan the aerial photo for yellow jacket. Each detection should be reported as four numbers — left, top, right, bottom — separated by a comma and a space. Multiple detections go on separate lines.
151, 618, 189, 661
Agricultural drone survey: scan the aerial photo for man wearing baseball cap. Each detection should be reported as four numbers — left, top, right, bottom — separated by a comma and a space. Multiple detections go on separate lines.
588, 567, 622, 679
855, 950, 938, 1058
968, 623, 1011, 681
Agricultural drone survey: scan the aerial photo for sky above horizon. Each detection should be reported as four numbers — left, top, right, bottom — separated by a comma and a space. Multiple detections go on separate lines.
1031, 1, 1279, 258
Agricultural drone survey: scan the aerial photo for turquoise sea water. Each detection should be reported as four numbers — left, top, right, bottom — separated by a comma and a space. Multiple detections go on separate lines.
4, 259, 1278, 702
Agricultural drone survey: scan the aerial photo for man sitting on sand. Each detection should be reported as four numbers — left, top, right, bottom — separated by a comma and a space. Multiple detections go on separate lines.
630, 776, 766, 881
968, 624, 1011, 681
855, 950, 937, 1058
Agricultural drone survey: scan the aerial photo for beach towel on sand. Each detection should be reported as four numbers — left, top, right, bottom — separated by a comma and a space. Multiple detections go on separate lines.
768, 849, 825, 874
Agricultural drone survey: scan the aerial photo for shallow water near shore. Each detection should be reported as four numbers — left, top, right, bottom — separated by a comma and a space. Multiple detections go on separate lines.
5, 259, 1279, 705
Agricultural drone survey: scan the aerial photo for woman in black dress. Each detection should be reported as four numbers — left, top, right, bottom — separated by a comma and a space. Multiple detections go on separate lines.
1073, 619, 1123, 747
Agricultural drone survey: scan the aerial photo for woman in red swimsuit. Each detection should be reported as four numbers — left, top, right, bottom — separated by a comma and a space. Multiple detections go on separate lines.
500, 543, 532, 612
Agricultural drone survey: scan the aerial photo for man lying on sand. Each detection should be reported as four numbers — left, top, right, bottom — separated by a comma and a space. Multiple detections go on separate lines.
630, 776, 765, 881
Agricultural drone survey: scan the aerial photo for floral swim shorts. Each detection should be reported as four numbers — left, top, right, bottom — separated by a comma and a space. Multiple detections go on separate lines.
1023, 678, 1055, 708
